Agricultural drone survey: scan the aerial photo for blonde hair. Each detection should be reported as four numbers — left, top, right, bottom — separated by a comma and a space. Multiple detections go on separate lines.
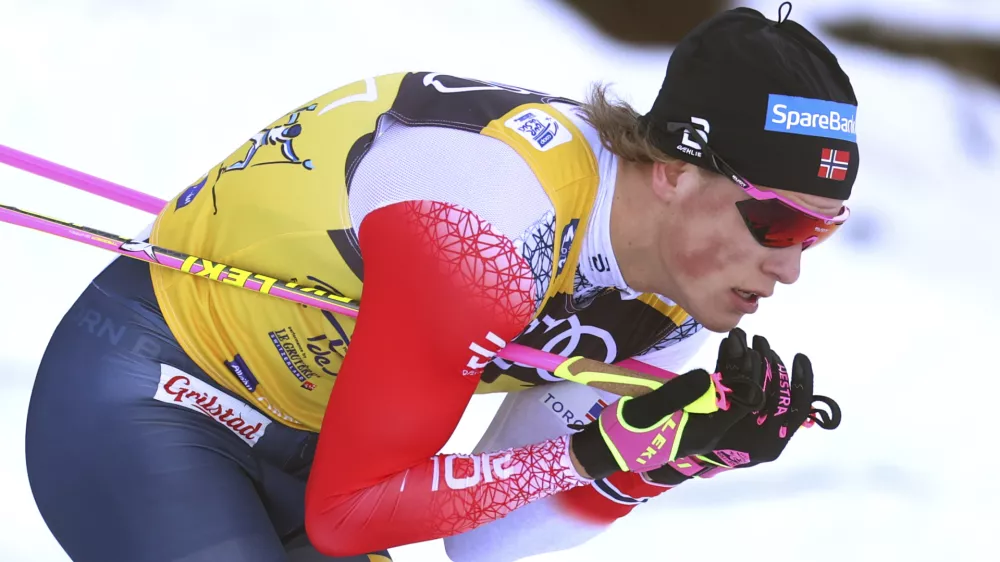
577, 82, 679, 165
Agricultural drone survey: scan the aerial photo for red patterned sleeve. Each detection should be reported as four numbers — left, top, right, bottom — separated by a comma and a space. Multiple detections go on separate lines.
305, 201, 590, 557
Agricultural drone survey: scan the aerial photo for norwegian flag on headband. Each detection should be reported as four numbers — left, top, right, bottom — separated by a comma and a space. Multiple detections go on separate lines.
818, 148, 850, 181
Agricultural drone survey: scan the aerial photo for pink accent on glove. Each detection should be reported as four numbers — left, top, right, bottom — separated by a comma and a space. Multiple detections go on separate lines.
665, 449, 751, 480
714, 449, 751, 467
710, 371, 732, 411
665, 457, 710, 478
600, 406, 686, 473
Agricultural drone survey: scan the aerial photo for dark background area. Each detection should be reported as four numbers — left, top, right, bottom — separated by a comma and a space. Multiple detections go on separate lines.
559, 0, 1000, 88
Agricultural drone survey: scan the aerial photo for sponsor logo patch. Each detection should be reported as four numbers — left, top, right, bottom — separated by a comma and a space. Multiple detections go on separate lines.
154, 365, 271, 446
225, 354, 259, 392
505, 109, 573, 151
268, 327, 322, 390
175, 175, 209, 211
765, 94, 857, 142
556, 219, 579, 275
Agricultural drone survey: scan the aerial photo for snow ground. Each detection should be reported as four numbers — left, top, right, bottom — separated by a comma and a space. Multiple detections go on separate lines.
1, 1, 998, 560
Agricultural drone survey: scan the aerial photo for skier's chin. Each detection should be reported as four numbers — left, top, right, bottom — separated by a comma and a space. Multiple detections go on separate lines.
685, 294, 745, 334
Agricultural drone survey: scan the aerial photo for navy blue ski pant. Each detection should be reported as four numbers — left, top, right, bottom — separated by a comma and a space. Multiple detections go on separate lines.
24, 256, 391, 562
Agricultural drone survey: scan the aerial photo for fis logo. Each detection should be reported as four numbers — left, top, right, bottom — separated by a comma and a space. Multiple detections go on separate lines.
505, 109, 573, 151
765, 94, 858, 142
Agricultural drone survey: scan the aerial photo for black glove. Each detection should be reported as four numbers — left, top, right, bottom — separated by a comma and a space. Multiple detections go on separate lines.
644, 329, 842, 485
570, 340, 767, 481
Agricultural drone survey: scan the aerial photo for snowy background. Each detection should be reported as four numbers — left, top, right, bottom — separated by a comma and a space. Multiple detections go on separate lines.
1, 0, 999, 560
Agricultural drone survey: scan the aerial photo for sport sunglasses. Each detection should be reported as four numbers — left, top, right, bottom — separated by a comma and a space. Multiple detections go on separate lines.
665, 122, 850, 250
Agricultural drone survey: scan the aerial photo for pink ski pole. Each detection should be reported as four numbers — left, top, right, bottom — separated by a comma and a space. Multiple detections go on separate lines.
0, 143, 167, 215
0, 202, 677, 397
0, 145, 839, 425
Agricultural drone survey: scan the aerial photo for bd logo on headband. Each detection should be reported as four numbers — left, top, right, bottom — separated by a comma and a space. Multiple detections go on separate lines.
765, 94, 857, 142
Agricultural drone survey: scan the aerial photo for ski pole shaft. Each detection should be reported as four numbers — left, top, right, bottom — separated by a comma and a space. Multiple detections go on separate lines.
0, 202, 675, 396
0, 202, 361, 314
0, 144, 167, 215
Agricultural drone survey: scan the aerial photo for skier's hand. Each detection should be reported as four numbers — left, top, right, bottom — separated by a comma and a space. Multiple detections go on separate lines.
643, 330, 842, 485
569, 335, 766, 481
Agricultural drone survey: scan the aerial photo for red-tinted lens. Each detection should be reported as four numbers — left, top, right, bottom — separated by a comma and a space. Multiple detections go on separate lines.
735, 198, 843, 249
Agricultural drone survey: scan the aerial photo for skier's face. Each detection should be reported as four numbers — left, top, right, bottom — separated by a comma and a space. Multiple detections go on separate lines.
654, 169, 844, 333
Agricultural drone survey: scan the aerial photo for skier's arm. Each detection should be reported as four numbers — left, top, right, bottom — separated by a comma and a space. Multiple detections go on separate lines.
442, 323, 712, 562
304, 200, 592, 557
554, 321, 714, 522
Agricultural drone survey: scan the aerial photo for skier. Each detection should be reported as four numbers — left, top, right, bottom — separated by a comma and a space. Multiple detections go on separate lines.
24, 5, 855, 561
